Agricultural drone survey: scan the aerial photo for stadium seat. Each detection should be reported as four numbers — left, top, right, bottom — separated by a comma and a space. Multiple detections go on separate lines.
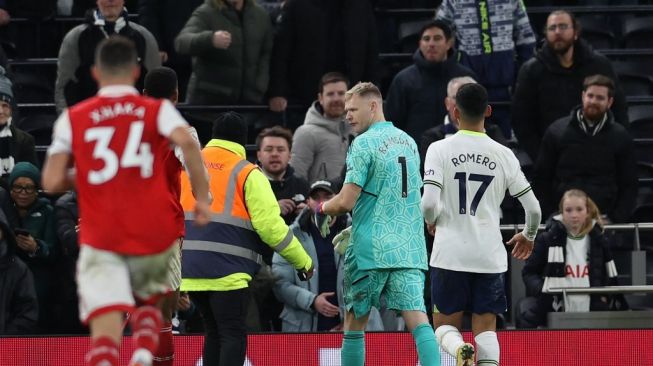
622, 16, 653, 48
396, 19, 431, 53
613, 60, 653, 79
619, 74, 653, 96
578, 16, 618, 49
629, 105, 653, 137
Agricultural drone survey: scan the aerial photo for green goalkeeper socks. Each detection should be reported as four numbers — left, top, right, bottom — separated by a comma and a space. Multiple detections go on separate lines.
413, 322, 441, 366
341, 330, 365, 366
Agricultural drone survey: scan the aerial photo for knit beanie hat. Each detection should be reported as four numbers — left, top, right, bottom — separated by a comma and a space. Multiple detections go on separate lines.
0, 66, 13, 105
212, 111, 248, 146
9, 162, 41, 188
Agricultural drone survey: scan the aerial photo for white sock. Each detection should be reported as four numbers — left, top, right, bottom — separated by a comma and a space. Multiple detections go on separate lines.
475, 331, 499, 365
435, 325, 464, 357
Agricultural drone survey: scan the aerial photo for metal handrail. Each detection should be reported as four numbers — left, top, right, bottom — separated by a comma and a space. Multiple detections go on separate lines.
8, 48, 653, 67
14, 94, 653, 111
547, 285, 653, 309
500, 223, 653, 231
501, 223, 653, 251
548, 285, 653, 294
374, 5, 653, 16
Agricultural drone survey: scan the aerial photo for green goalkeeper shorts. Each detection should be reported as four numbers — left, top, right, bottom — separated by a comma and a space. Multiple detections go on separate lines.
343, 248, 426, 319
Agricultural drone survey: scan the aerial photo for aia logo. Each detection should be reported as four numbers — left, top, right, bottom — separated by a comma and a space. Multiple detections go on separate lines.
565, 264, 589, 278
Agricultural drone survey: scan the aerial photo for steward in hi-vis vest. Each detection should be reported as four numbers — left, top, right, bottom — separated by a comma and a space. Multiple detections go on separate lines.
178, 111, 313, 366
179, 121, 313, 293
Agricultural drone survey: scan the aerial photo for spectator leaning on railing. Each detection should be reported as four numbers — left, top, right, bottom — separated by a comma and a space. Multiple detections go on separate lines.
517, 189, 628, 329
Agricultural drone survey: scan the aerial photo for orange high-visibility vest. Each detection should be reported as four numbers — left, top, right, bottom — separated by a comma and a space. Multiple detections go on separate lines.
180, 147, 268, 279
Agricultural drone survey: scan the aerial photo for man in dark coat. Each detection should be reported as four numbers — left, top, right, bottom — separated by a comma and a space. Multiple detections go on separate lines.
385, 20, 476, 143
532, 75, 637, 223
267, 0, 379, 129
512, 10, 628, 162
138, 0, 204, 100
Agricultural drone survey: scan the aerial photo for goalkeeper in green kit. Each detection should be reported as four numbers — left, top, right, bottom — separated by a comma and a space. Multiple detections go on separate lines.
315, 82, 440, 366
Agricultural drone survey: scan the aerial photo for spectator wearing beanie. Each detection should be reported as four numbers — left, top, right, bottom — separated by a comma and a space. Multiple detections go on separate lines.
4, 162, 57, 333
0, 67, 38, 185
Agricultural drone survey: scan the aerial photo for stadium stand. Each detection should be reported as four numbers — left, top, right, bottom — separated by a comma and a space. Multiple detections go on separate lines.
0, 3, 652, 364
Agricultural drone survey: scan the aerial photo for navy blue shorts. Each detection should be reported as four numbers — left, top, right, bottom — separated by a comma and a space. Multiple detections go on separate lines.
430, 267, 507, 315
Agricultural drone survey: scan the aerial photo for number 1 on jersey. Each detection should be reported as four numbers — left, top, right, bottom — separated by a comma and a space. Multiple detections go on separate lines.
453, 172, 494, 216
398, 156, 407, 197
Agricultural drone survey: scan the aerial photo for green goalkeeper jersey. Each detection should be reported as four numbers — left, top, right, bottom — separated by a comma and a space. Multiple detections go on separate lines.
343, 121, 428, 271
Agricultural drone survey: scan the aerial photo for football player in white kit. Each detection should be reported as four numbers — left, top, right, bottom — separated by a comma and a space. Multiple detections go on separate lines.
421, 83, 541, 366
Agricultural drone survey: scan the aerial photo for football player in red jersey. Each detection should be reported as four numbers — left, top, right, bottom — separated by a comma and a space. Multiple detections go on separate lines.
42, 36, 210, 366
142, 66, 203, 366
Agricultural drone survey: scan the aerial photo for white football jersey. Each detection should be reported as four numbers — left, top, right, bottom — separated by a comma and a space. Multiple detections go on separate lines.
424, 130, 532, 273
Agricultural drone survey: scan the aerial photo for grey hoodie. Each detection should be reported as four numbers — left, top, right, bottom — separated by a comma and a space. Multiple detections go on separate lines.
290, 101, 353, 183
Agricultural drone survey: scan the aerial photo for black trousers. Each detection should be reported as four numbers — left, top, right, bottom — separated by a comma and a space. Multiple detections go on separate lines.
191, 288, 250, 366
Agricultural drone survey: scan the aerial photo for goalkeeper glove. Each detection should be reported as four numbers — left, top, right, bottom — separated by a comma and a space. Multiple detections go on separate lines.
332, 226, 351, 255
314, 202, 332, 238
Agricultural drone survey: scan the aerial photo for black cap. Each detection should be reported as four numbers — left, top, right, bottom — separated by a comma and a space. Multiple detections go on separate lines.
309, 180, 335, 195
212, 111, 248, 146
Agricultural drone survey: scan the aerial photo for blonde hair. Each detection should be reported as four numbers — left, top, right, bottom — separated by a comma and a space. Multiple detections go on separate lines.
559, 189, 604, 236
345, 82, 382, 101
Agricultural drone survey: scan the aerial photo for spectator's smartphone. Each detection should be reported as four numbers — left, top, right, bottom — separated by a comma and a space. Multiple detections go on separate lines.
297, 270, 309, 281
14, 228, 30, 236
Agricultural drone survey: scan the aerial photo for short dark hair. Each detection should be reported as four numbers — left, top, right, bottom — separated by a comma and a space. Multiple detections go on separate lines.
144, 67, 177, 99
545, 10, 581, 35
256, 125, 293, 151
212, 112, 248, 146
420, 19, 453, 41
455, 83, 488, 121
583, 74, 615, 98
94, 35, 138, 74
318, 72, 349, 94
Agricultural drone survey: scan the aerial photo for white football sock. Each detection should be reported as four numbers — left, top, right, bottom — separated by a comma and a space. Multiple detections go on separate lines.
435, 325, 464, 357
475, 331, 500, 365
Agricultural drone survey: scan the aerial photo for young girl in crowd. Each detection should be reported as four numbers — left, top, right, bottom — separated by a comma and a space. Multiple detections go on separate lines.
518, 189, 628, 328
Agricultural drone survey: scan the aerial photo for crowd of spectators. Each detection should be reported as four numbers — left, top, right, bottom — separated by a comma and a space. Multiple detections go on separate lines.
0, 0, 650, 335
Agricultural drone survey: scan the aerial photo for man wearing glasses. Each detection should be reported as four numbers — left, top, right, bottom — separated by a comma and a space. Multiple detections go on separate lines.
511, 9, 628, 163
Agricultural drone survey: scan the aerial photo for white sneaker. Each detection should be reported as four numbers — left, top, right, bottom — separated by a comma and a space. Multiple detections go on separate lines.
128, 348, 153, 366
456, 343, 475, 366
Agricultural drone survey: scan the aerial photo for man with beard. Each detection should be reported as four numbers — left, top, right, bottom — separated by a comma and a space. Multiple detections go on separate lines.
290, 72, 354, 184
385, 20, 475, 143
532, 75, 637, 223
257, 126, 310, 226
512, 10, 628, 162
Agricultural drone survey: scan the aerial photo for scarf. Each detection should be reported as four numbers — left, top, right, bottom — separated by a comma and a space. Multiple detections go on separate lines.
0, 118, 15, 176
576, 109, 608, 136
541, 219, 619, 311
93, 7, 128, 37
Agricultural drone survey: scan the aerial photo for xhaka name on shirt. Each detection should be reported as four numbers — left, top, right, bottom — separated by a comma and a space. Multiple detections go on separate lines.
89, 102, 146, 124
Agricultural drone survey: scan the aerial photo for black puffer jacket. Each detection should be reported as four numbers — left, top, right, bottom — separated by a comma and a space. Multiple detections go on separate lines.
385, 49, 476, 142
0, 209, 38, 335
532, 106, 637, 222
512, 39, 628, 161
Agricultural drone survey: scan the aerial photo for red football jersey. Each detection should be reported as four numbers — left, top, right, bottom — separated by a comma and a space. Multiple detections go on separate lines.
61, 86, 186, 255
